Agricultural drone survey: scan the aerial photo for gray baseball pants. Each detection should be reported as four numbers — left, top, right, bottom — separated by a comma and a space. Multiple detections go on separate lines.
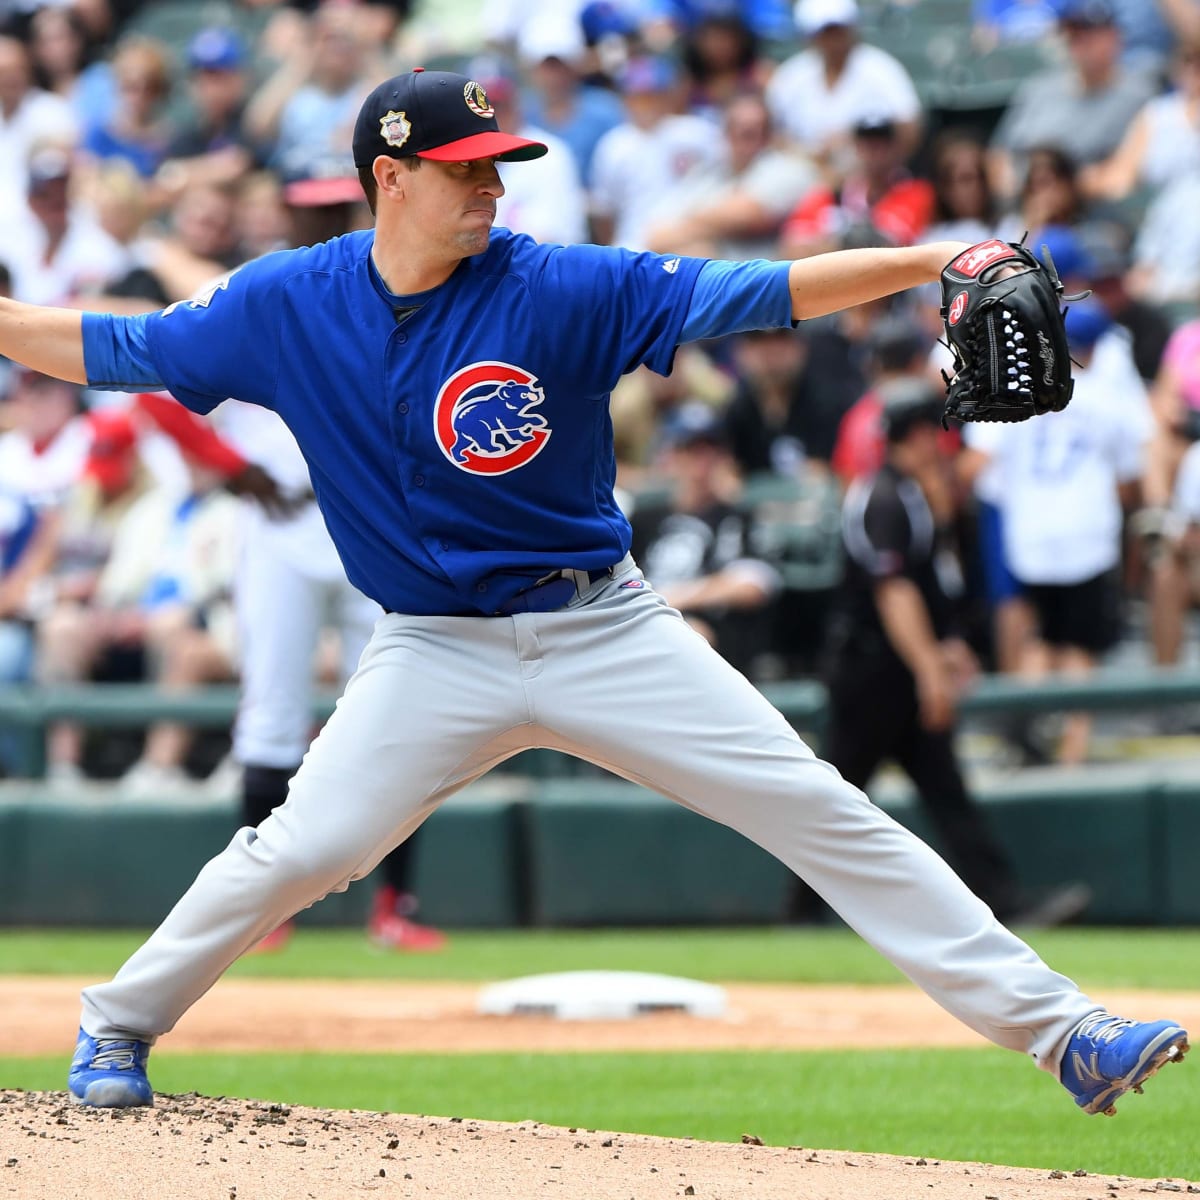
81, 558, 1097, 1071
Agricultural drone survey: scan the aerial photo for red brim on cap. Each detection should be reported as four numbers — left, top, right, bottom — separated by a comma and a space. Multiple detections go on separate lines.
284, 177, 364, 207
417, 131, 547, 162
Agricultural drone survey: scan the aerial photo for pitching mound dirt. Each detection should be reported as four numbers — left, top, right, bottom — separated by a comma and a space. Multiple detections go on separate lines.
2, 1089, 1194, 1200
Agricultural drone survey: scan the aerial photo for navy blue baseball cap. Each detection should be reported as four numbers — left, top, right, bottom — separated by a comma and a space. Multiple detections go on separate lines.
352, 69, 547, 168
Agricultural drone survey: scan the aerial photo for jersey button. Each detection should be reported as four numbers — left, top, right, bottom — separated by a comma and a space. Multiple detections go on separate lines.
398, 402, 409, 414
476, 583, 487, 593
396, 333, 408, 344
414, 474, 425, 487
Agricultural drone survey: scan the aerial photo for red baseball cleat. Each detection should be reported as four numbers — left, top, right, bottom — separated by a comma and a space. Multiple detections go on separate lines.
367, 886, 446, 951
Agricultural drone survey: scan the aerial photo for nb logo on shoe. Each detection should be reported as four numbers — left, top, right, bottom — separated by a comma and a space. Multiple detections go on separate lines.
1069, 1051, 1106, 1086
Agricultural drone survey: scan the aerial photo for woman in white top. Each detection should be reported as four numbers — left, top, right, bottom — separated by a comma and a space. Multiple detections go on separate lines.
1082, 37, 1200, 201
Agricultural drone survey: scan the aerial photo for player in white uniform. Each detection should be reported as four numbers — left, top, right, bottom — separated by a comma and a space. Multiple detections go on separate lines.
217, 395, 445, 953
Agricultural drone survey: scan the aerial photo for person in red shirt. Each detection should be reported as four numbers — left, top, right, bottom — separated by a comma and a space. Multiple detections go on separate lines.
831, 312, 957, 485
779, 115, 935, 260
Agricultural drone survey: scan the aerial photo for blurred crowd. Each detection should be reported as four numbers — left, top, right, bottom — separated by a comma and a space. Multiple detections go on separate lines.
3, 0, 1200, 785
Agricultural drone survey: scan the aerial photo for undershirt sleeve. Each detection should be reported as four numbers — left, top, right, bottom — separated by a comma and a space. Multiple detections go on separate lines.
680, 258, 794, 343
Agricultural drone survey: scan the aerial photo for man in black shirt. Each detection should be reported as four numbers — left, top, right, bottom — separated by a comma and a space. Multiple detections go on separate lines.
823, 380, 1087, 925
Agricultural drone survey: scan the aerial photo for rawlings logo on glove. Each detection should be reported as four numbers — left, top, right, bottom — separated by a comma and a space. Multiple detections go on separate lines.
938, 238, 1087, 425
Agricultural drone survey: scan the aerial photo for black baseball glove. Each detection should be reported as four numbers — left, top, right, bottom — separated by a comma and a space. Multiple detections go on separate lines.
938, 238, 1082, 425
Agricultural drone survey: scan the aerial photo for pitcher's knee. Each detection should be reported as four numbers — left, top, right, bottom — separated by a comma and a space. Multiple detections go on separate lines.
234, 821, 363, 897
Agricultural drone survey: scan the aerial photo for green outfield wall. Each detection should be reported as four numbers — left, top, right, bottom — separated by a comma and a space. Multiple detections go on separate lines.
2, 762, 1197, 927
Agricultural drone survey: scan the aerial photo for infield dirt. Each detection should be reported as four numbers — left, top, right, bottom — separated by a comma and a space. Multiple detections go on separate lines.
2, 979, 1197, 1199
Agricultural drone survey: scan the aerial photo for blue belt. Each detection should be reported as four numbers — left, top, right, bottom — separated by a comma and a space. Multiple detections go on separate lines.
495, 565, 614, 615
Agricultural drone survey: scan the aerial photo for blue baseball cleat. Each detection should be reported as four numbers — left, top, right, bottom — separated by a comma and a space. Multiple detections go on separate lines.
1060, 1013, 1188, 1115
68, 1028, 154, 1108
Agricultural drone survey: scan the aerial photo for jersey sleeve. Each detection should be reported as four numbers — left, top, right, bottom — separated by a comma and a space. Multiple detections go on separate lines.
137, 254, 290, 414
680, 259, 794, 343
532, 242, 706, 386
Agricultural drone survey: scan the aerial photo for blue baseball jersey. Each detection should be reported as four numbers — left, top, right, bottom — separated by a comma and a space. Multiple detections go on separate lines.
83, 228, 792, 616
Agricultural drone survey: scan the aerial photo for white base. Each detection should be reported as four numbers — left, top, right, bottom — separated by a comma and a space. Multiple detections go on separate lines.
476, 970, 727, 1021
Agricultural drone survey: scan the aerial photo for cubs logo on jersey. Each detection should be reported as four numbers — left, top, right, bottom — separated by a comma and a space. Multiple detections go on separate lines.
434, 361, 551, 475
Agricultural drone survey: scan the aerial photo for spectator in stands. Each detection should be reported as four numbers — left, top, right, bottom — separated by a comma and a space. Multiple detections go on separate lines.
7, 140, 130, 307
280, 161, 370, 249
0, 367, 89, 510
79, 35, 174, 180
43, 408, 149, 613
484, 0, 591, 71
1081, 36, 1200, 205
680, 11, 770, 120
830, 311, 939, 486
473, 67, 588, 246
246, 1, 375, 185
28, 5, 114, 126
911, 131, 1002, 339
996, 145, 1088, 242
1080, 222, 1172, 386
630, 401, 780, 676
765, 0, 922, 181
234, 169, 292, 261
981, 302, 1152, 764
0, 34, 74, 228
137, 182, 244, 306
1127, 172, 1200, 307
1147, 362, 1200, 668
778, 114, 935, 259
610, 349, 736, 483
589, 54, 721, 248
924, 131, 999, 247
1140, 319, 1200, 530
32, 408, 155, 783
0, 487, 55, 689
520, 36, 625, 188
726, 322, 864, 477
0, 366, 78, 739
38, 445, 241, 793
152, 28, 257, 209
644, 91, 816, 260
81, 160, 161, 313
987, 0, 1155, 200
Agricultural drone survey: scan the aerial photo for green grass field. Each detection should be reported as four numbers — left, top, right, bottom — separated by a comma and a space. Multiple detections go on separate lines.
4, 925, 1200, 989
3, 926, 1198, 1179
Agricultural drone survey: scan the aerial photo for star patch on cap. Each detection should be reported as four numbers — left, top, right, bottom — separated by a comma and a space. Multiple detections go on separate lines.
379, 109, 412, 149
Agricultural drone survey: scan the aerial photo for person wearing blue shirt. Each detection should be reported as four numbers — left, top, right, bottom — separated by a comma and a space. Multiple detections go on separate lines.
0, 67, 1185, 1120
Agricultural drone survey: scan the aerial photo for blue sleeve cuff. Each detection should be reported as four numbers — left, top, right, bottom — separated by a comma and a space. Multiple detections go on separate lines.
82, 311, 164, 391
680, 259, 793, 343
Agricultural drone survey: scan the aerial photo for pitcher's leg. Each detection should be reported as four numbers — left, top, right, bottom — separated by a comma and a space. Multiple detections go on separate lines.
81, 614, 529, 1040
538, 590, 1097, 1070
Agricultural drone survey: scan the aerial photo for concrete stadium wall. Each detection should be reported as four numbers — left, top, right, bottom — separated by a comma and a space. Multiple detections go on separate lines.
1, 766, 1195, 927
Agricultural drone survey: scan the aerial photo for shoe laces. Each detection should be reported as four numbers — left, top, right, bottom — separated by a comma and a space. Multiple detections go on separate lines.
91, 1040, 142, 1071
1074, 1014, 1135, 1044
